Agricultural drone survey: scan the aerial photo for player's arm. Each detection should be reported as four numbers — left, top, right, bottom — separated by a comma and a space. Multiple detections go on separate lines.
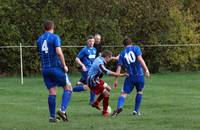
111, 54, 119, 61
137, 55, 150, 77
75, 57, 87, 71
56, 47, 68, 72
99, 64, 126, 77
113, 65, 122, 88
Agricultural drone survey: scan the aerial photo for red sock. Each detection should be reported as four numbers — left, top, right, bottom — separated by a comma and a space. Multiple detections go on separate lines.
97, 94, 104, 102
103, 96, 109, 112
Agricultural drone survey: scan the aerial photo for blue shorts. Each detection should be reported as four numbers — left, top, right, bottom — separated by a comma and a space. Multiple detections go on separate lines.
79, 71, 88, 84
42, 67, 71, 89
122, 75, 144, 94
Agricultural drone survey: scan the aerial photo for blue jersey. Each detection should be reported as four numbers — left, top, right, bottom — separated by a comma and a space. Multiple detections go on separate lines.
118, 45, 144, 76
37, 32, 62, 69
88, 57, 110, 81
77, 46, 96, 70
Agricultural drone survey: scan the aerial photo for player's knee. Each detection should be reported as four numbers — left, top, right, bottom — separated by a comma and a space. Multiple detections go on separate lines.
137, 90, 143, 94
105, 85, 111, 92
103, 89, 110, 97
120, 92, 127, 97
64, 84, 73, 91
49, 87, 56, 95
83, 85, 89, 90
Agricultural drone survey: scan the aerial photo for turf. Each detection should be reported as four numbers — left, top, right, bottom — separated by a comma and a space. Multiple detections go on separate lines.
0, 72, 200, 130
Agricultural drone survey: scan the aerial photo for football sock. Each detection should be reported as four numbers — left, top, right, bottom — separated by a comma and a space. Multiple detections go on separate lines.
103, 96, 109, 112
97, 94, 104, 103
48, 95, 56, 118
134, 93, 143, 112
60, 90, 72, 113
117, 96, 125, 109
72, 85, 85, 92
89, 91, 96, 104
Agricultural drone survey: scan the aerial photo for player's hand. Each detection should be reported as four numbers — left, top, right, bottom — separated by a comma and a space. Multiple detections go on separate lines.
82, 65, 87, 71
64, 65, 68, 73
120, 73, 129, 77
113, 80, 118, 89
145, 70, 150, 77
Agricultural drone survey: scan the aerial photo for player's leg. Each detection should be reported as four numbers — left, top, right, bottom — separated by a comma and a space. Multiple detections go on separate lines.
54, 68, 72, 121
92, 82, 111, 109
133, 77, 144, 115
73, 84, 88, 92
57, 84, 72, 121
48, 87, 57, 122
42, 69, 58, 122
74, 70, 87, 91
102, 89, 110, 116
112, 76, 134, 116
92, 93, 104, 110
89, 90, 96, 105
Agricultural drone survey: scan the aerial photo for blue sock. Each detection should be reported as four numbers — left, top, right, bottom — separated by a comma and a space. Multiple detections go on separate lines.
48, 95, 56, 118
134, 93, 143, 112
73, 85, 85, 92
89, 91, 95, 104
117, 96, 125, 109
61, 90, 72, 112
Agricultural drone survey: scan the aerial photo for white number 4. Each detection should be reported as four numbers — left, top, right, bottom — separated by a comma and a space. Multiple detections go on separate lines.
42, 40, 48, 53
124, 51, 136, 64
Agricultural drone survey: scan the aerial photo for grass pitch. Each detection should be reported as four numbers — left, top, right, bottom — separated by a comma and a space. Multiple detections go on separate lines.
0, 72, 200, 130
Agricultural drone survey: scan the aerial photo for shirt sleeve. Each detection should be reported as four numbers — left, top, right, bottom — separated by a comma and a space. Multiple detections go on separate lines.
99, 64, 110, 75
77, 48, 85, 59
135, 46, 142, 56
54, 35, 61, 47
117, 54, 123, 66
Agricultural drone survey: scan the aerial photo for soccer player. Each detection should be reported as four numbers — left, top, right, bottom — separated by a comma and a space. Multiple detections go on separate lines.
37, 20, 72, 122
112, 36, 150, 116
72, 36, 97, 105
88, 50, 127, 116
94, 33, 102, 57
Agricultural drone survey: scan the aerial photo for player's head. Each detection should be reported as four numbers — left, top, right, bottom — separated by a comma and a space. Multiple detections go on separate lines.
102, 50, 112, 63
87, 35, 95, 48
44, 20, 54, 32
123, 36, 132, 46
94, 34, 101, 44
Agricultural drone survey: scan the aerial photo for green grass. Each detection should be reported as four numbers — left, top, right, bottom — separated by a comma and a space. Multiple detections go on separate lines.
0, 72, 200, 130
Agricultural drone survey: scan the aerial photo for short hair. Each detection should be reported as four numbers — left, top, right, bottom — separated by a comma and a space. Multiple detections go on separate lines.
95, 34, 101, 38
87, 35, 94, 40
102, 50, 112, 58
44, 20, 54, 31
123, 36, 132, 46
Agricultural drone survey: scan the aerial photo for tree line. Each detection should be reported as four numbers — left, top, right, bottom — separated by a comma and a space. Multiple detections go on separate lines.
0, 0, 200, 75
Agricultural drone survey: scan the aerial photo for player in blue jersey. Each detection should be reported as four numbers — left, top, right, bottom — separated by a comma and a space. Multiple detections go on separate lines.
72, 35, 97, 105
111, 36, 150, 116
37, 20, 72, 122
87, 50, 127, 116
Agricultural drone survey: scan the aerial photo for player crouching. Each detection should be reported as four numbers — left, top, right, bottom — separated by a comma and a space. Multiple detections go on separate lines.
87, 50, 127, 116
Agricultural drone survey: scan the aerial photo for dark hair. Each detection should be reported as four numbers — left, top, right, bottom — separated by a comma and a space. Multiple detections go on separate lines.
102, 50, 112, 58
44, 20, 54, 31
123, 36, 132, 46
87, 35, 94, 40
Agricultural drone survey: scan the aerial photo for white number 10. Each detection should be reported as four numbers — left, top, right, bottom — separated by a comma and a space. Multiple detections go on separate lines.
42, 40, 48, 53
124, 51, 136, 64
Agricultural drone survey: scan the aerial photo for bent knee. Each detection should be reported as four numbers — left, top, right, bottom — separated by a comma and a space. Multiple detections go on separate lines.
120, 92, 127, 97
103, 89, 110, 97
137, 90, 143, 94
64, 84, 73, 91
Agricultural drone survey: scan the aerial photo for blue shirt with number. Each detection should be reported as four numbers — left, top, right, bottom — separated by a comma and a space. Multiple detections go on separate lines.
37, 32, 62, 69
77, 46, 96, 70
118, 45, 144, 76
